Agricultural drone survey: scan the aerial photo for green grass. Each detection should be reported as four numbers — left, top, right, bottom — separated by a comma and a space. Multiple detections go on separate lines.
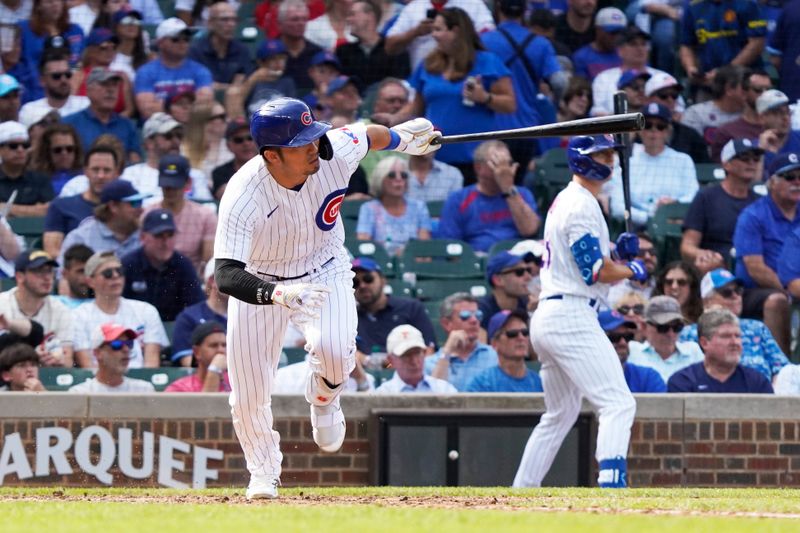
1, 487, 799, 532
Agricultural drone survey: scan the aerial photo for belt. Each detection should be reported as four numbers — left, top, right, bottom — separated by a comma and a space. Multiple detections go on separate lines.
258, 256, 335, 281
544, 294, 598, 308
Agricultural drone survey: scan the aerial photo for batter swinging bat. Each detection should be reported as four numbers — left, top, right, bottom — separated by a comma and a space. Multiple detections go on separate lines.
430, 112, 644, 145
613, 92, 634, 234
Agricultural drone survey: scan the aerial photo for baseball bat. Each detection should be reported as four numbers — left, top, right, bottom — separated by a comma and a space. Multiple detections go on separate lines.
613, 92, 634, 234
430, 113, 645, 145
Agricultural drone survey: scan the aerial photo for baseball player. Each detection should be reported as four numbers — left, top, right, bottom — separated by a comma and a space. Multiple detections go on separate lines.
513, 135, 648, 489
213, 97, 441, 500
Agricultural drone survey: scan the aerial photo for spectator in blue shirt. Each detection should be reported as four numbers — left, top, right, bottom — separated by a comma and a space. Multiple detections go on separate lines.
732, 151, 797, 354
477, 250, 534, 330
188, 2, 253, 89
680, 268, 789, 382
171, 260, 228, 367
424, 292, 499, 391
767, 0, 800, 102
571, 7, 625, 81
121, 208, 204, 321
436, 140, 540, 253
374, 324, 457, 394
466, 309, 542, 393
598, 309, 666, 393
62, 68, 141, 163
0, 74, 21, 122
777, 225, 800, 299
668, 308, 773, 393
43, 144, 119, 259
134, 17, 213, 119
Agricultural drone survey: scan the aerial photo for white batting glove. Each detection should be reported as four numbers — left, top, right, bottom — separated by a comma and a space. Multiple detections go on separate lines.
391, 118, 442, 156
272, 283, 331, 319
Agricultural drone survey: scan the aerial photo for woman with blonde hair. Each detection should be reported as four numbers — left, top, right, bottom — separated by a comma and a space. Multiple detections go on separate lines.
356, 156, 431, 256
182, 101, 231, 196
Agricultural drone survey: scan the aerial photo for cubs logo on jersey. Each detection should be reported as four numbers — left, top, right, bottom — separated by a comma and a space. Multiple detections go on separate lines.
315, 188, 348, 231
340, 127, 359, 145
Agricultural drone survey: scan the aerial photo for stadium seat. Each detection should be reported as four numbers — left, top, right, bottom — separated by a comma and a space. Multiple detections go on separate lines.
127, 368, 194, 392
530, 148, 570, 214
39, 368, 94, 391
8, 216, 45, 249
339, 199, 368, 223
162, 321, 176, 344
344, 239, 395, 277
647, 202, 690, 265
414, 278, 489, 301
422, 300, 447, 345
487, 239, 525, 257
366, 367, 395, 387
0, 277, 16, 291
397, 239, 484, 280
384, 277, 415, 298
696, 163, 724, 187
426, 200, 445, 219
283, 347, 307, 365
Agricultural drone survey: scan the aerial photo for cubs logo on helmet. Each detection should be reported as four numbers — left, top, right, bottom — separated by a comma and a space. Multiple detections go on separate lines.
300, 112, 312, 126
315, 188, 348, 231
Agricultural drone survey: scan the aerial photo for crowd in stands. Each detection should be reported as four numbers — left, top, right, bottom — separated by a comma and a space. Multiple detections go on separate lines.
0, 0, 798, 396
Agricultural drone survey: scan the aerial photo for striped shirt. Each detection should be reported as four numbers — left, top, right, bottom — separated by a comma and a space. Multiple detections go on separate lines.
406, 160, 465, 203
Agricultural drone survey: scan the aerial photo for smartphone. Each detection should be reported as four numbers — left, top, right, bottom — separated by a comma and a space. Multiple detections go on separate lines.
426, 8, 437, 19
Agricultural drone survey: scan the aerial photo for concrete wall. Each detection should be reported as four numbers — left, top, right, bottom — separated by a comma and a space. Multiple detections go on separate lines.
1, 394, 800, 488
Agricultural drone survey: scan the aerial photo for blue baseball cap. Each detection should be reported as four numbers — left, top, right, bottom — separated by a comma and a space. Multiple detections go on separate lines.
767, 152, 800, 177
142, 208, 176, 235
113, 8, 143, 26
326, 75, 359, 97
486, 251, 526, 284
257, 39, 287, 60
700, 268, 742, 298
720, 138, 764, 164
310, 50, 341, 70
487, 309, 529, 340
15, 249, 58, 272
352, 256, 381, 273
617, 69, 651, 90
86, 28, 119, 47
641, 102, 671, 123
598, 309, 636, 332
100, 180, 151, 204
0, 74, 19, 97
158, 154, 191, 188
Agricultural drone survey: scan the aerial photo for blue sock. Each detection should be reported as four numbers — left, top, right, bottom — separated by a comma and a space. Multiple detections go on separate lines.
598, 456, 627, 488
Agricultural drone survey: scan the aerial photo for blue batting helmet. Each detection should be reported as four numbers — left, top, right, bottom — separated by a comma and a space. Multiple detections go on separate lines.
566, 135, 620, 181
250, 97, 333, 159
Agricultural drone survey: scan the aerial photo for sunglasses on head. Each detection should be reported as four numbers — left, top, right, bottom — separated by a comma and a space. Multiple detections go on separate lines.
49, 71, 72, 81
51, 144, 75, 154
608, 331, 635, 343
778, 172, 800, 182
99, 266, 123, 279
717, 285, 744, 299
650, 321, 684, 334
105, 338, 135, 350
644, 121, 668, 131
386, 171, 409, 180
500, 266, 535, 277
664, 277, 688, 287
457, 309, 484, 321
2, 142, 30, 150
352, 273, 375, 288
655, 90, 679, 100
617, 303, 644, 316
503, 327, 529, 339
231, 135, 253, 144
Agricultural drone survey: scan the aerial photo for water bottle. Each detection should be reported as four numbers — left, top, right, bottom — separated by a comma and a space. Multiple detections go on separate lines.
462, 76, 477, 107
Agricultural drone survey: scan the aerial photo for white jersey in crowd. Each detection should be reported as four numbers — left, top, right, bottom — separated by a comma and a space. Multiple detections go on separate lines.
69, 377, 155, 393
215, 122, 368, 277
71, 298, 169, 368
0, 289, 72, 355
19, 95, 90, 124
539, 181, 611, 303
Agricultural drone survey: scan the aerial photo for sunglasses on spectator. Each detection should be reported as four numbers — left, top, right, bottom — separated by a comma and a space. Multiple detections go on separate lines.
210, 114, 227, 122
169, 35, 190, 43
778, 171, 800, 182
119, 16, 142, 26
638, 247, 656, 257
503, 328, 529, 339
608, 331, 635, 344
644, 121, 668, 131
654, 90, 680, 100
749, 85, 769, 94
664, 277, 688, 287
626, 82, 646, 92
386, 171, 408, 180
105, 338, 135, 350
0, 90, 19, 99
457, 309, 484, 321
231, 135, 253, 144
500, 266, 536, 277
2, 142, 30, 150
127, 199, 143, 208
734, 154, 761, 163
717, 285, 744, 299
649, 321, 684, 334
352, 273, 375, 288
99, 266, 124, 279
97, 43, 116, 51
617, 304, 644, 316
163, 131, 183, 141
51, 145, 75, 154
49, 71, 72, 81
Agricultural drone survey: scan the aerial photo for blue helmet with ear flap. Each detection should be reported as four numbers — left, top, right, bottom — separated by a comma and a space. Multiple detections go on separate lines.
250, 97, 334, 160
566, 134, 620, 180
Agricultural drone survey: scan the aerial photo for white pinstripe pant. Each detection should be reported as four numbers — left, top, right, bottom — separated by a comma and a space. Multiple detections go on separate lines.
226, 261, 358, 479
513, 295, 637, 487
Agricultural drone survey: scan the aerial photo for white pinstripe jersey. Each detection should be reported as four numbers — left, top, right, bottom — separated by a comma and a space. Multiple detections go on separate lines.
539, 181, 611, 302
215, 123, 370, 277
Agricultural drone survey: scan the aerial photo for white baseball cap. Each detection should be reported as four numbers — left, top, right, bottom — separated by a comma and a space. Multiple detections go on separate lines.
386, 325, 426, 356
644, 72, 683, 97
756, 89, 790, 114
720, 138, 765, 164
155, 17, 195, 40
142, 112, 182, 138
204, 260, 215, 281
594, 7, 627, 32
0, 121, 29, 144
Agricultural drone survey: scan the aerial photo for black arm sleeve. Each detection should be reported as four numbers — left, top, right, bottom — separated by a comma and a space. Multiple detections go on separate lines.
215, 258, 278, 305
